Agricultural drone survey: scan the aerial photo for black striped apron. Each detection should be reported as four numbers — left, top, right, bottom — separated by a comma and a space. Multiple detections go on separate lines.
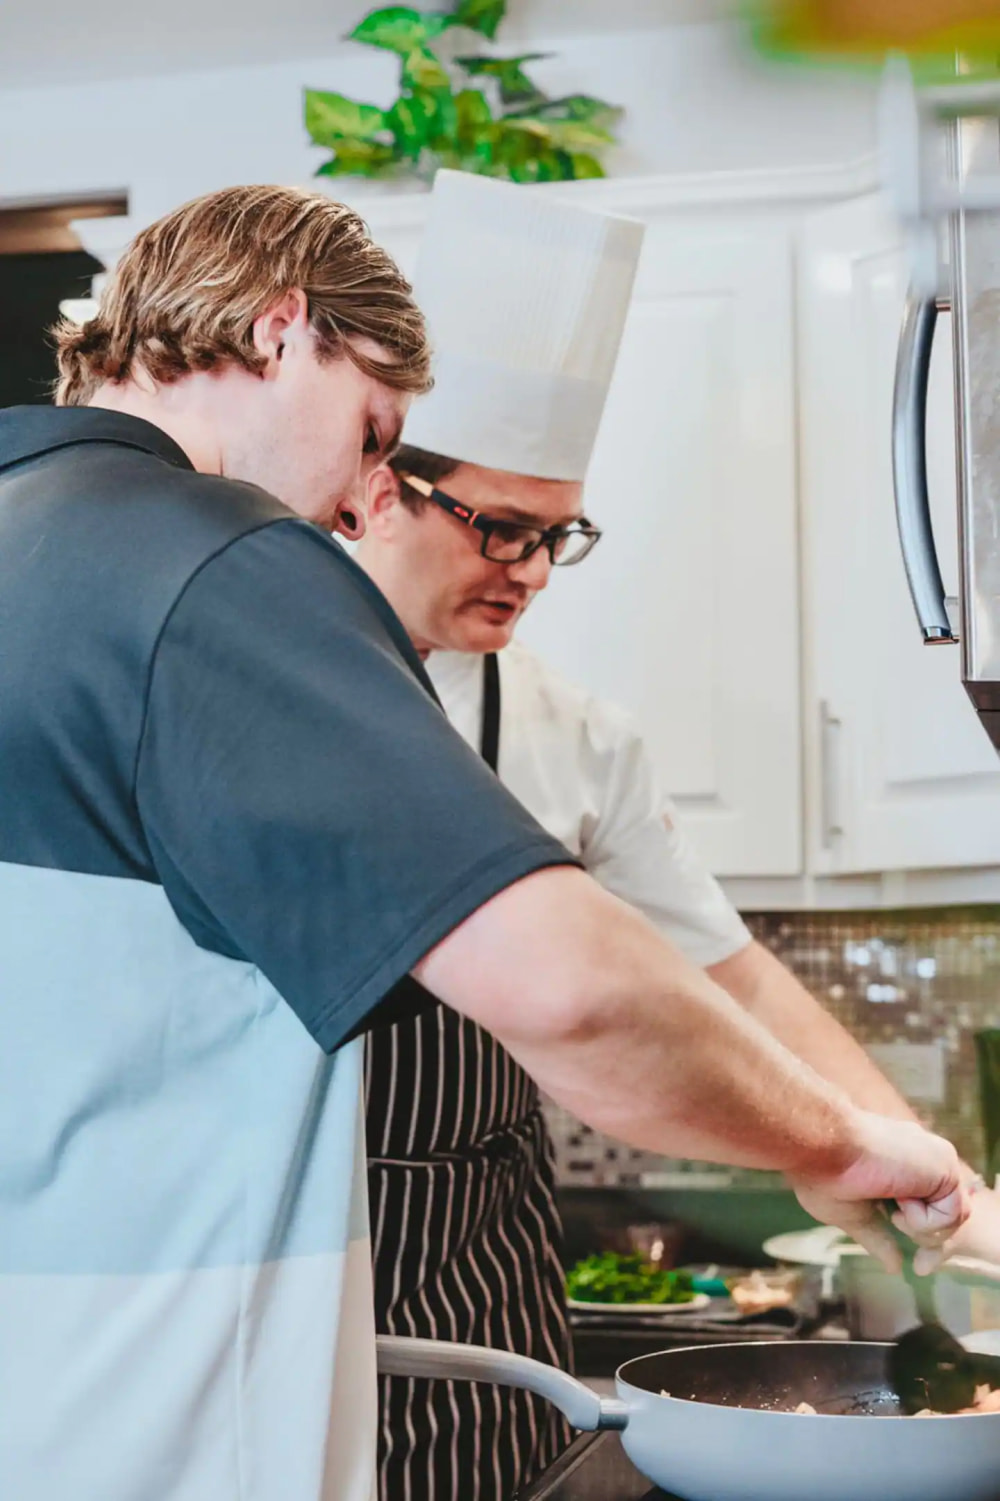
365, 653, 573, 1501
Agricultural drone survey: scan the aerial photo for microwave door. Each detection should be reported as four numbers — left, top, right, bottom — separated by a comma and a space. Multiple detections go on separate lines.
952, 111, 1000, 753
892, 110, 1000, 756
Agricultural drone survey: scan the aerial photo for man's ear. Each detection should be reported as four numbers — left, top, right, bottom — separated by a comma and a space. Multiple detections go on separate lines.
365, 464, 404, 535
331, 499, 366, 543
251, 289, 309, 372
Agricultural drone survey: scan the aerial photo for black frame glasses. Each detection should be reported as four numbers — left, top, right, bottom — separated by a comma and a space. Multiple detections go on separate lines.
400, 473, 602, 567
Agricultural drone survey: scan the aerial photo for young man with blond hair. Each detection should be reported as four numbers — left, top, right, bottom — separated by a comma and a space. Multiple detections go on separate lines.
0, 179, 972, 1501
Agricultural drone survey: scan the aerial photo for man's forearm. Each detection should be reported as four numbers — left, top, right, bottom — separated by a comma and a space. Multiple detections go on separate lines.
709, 939, 919, 1124
415, 868, 864, 1178
415, 867, 968, 1265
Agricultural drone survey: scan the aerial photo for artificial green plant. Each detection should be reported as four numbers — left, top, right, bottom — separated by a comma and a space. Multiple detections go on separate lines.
304, 1, 622, 184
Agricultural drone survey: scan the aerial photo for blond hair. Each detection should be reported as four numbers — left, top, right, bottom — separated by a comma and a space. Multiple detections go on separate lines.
53, 185, 431, 406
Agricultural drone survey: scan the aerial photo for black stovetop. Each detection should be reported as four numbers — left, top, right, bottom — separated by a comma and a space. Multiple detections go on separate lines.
520, 1432, 676, 1501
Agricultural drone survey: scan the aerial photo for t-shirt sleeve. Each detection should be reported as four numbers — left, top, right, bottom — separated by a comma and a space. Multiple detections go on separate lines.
135, 519, 578, 1052
578, 701, 751, 970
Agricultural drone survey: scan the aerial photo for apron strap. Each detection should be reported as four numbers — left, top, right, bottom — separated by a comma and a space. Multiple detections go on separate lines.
480, 653, 501, 773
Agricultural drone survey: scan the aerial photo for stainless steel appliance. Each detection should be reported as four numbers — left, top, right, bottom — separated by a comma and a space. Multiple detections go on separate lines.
885, 62, 1000, 752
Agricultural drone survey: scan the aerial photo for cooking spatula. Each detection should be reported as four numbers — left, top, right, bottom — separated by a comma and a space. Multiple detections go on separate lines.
889, 1247, 1000, 1413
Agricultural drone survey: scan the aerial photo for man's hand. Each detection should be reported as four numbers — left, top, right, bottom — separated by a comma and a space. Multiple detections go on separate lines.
911, 1181, 1000, 1275
791, 1110, 969, 1271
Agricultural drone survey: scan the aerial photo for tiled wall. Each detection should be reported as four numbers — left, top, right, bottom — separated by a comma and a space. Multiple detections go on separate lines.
544, 907, 1000, 1189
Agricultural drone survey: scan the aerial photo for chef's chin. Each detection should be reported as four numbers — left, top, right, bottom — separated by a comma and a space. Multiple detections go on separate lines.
449, 605, 519, 654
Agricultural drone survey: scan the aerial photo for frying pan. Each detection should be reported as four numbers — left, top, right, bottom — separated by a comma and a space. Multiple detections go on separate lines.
378, 1335, 1000, 1501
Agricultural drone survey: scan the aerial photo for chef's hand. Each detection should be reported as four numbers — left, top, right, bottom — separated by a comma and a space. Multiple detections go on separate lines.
790, 1110, 969, 1272
907, 1179, 1000, 1275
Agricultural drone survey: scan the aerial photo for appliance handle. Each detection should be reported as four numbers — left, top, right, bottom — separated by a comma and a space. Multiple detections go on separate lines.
376, 1335, 629, 1432
892, 290, 958, 643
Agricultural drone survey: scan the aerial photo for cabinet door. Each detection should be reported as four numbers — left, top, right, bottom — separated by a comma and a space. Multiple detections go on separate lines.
799, 196, 1000, 874
517, 217, 801, 877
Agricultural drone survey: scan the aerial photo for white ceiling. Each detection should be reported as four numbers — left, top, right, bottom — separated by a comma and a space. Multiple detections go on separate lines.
0, 0, 738, 88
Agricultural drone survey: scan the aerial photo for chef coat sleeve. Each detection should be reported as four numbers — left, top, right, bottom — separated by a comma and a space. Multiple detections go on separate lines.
577, 699, 751, 970
135, 519, 578, 1053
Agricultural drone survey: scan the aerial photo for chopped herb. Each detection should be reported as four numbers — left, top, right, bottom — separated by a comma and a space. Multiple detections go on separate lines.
566, 1252, 696, 1306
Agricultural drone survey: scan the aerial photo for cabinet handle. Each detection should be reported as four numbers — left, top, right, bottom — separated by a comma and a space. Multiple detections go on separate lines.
820, 701, 844, 849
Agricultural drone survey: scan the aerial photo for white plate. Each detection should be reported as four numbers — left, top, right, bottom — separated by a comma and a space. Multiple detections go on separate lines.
762, 1227, 864, 1268
567, 1292, 712, 1315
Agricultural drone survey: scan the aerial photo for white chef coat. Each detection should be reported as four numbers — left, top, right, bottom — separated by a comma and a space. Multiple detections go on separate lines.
425, 640, 751, 969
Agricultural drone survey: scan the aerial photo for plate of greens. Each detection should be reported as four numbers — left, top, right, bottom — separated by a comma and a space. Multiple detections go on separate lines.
566, 1252, 711, 1314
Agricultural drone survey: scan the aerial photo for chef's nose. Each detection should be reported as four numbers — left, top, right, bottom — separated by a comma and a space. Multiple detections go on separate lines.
507, 544, 553, 590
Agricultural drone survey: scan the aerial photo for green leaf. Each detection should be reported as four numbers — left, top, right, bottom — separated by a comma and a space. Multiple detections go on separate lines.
492, 114, 613, 181
529, 148, 565, 182
315, 139, 399, 176
552, 119, 615, 150
455, 52, 550, 104
498, 116, 549, 142
304, 90, 386, 147
531, 93, 623, 133
389, 83, 458, 156
387, 93, 436, 157
493, 118, 534, 177
568, 151, 606, 180
348, 6, 430, 54
454, 87, 494, 145
422, 10, 456, 38
508, 115, 614, 152
452, 0, 506, 39
425, 86, 459, 146
453, 90, 496, 168
401, 44, 451, 92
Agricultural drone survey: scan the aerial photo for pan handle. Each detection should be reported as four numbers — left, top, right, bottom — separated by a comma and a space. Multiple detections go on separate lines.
376, 1335, 629, 1432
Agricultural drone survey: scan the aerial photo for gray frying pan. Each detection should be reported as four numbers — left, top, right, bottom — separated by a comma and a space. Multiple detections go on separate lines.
378, 1335, 1000, 1501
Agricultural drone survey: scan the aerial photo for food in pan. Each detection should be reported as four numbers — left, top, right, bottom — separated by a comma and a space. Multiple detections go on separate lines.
566, 1252, 697, 1306
657, 1388, 1000, 1416
792, 1387, 1000, 1417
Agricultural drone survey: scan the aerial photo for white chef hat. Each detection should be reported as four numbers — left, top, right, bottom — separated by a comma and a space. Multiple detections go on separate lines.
403, 170, 645, 482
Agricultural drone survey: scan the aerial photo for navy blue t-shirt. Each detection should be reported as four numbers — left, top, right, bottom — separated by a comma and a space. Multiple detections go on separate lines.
0, 405, 576, 1050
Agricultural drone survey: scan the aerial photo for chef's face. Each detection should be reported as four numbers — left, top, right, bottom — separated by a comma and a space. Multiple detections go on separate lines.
222, 295, 410, 534
359, 462, 584, 654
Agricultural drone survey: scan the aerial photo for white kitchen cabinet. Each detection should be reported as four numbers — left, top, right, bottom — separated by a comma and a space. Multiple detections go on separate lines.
516, 215, 802, 877
798, 196, 1000, 874
363, 175, 1000, 896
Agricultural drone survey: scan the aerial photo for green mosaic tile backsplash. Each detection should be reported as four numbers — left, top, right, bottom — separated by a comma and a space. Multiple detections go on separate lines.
544, 907, 1000, 1188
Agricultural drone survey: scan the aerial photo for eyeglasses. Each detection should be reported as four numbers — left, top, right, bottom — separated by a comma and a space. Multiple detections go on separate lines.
399, 474, 602, 567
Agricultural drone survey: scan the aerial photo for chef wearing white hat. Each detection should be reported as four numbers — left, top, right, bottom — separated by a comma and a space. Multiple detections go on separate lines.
358, 171, 947, 1501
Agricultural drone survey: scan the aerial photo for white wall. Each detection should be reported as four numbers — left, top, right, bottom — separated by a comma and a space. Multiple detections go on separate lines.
0, 0, 737, 87
0, 22, 878, 224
